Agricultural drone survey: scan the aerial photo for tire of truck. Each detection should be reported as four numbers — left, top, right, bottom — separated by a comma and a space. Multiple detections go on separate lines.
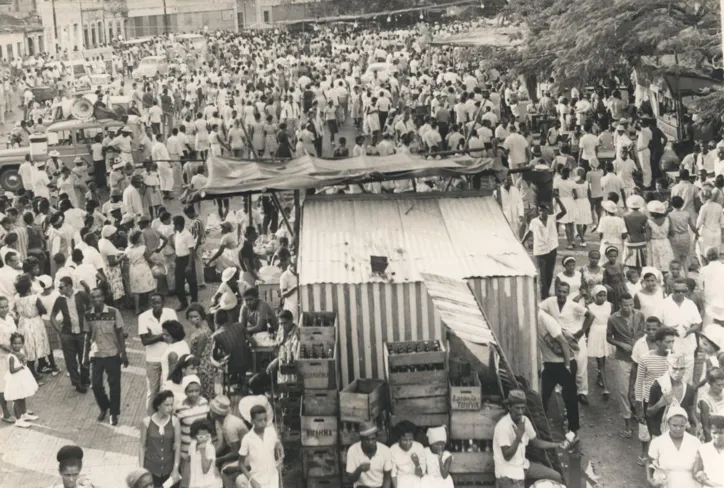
0, 168, 22, 192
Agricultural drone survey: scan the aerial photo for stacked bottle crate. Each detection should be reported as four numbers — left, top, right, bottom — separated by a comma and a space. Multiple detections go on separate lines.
299, 311, 340, 488
383, 339, 449, 429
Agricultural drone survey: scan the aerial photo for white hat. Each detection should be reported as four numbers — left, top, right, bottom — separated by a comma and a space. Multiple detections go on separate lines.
48, 150, 60, 157
646, 200, 666, 214
221, 266, 237, 283
38, 275, 53, 289
626, 195, 645, 210
602, 200, 617, 214
426, 425, 447, 445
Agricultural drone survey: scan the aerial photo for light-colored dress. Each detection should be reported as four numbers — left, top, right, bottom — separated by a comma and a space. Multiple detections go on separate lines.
699, 441, 724, 486
697, 201, 724, 256
16, 295, 49, 362
0, 316, 16, 392
635, 288, 665, 321
124, 245, 156, 294
554, 177, 576, 224
391, 441, 426, 488
581, 266, 604, 299
648, 217, 675, 272
188, 440, 222, 488
4, 352, 39, 401
420, 448, 454, 488
597, 214, 626, 258
572, 181, 593, 225
587, 301, 613, 358
99, 237, 125, 301
647, 432, 702, 488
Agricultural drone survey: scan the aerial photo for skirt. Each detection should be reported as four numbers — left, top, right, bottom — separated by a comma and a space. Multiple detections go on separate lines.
572, 197, 593, 225
129, 262, 157, 294
106, 265, 125, 301
142, 185, 162, 208
4, 366, 39, 401
624, 242, 647, 268
195, 132, 210, 152
556, 197, 575, 224
648, 238, 674, 272
669, 232, 692, 259
587, 324, 613, 358
18, 316, 50, 362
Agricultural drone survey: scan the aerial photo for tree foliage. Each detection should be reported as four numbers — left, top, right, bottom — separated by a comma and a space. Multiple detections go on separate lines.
501, 0, 721, 88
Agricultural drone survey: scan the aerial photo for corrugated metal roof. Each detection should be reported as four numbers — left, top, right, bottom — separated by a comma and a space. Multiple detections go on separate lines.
299, 193, 537, 285
421, 273, 497, 346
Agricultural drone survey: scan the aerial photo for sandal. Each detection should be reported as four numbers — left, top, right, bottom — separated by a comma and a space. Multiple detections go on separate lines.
637, 456, 647, 466
602, 390, 610, 399
618, 430, 633, 438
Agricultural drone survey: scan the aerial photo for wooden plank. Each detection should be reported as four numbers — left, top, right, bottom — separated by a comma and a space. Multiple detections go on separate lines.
450, 403, 506, 440
339, 378, 385, 422
449, 452, 495, 474
389, 382, 448, 399
390, 413, 449, 428
388, 368, 448, 386
391, 395, 448, 415
302, 390, 338, 417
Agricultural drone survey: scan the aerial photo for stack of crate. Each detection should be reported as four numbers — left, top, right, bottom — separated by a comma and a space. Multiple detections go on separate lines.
384, 339, 449, 430
448, 367, 506, 486
299, 311, 340, 488
339, 378, 388, 485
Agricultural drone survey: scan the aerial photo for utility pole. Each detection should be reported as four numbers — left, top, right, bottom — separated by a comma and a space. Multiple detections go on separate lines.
79, 0, 85, 49
162, 0, 168, 35
51, 0, 58, 51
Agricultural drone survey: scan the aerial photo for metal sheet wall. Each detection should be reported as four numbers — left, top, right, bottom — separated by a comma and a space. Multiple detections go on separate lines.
468, 276, 539, 391
300, 282, 443, 387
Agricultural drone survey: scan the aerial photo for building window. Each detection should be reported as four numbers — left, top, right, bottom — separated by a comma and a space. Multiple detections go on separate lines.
7, 44, 13, 61
91, 25, 96, 46
17, 42, 21, 57
263, 10, 270, 23
84, 26, 89, 48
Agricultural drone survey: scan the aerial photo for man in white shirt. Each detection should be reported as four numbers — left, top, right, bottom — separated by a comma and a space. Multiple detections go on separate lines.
148, 100, 163, 135
137, 293, 178, 412
613, 149, 640, 196
18, 155, 35, 197
522, 199, 567, 299
661, 277, 703, 383
495, 176, 524, 237
700, 247, 724, 327
123, 174, 146, 217
578, 125, 599, 170
502, 125, 529, 170
173, 215, 198, 311
636, 120, 653, 188
71, 249, 99, 293
346, 421, 393, 488
152, 134, 173, 199
540, 282, 595, 402
0, 251, 21, 309
493, 390, 564, 486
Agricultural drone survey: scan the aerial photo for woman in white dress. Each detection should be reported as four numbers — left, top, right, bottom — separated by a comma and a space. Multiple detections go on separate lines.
554, 256, 582, 301
554, 167, 577, 249
193, 113, 210, 160
573, 167, 593, 246
634, 267, 665, 322
647, 405, 702, 488
390, 420, 426, 488
696, 188, 724, 265
587, 285, 613, 396
421, 426, 454, 488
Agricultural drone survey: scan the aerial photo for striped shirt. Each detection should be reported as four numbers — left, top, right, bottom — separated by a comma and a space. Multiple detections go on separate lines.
634, 351, 670, 402
175, 398, 210, 459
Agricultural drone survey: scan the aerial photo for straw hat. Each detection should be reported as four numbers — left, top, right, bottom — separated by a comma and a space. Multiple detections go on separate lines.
626, 195, 645, 210
646, 200, 666, 214
602, 200, 617, 214
209, 395, 232, 416
48, 150, 60, 157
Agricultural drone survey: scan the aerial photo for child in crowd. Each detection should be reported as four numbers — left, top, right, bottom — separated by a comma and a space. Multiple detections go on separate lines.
4, 332, 39, 428
188, 418, 222, 488
422, 426, 454, 488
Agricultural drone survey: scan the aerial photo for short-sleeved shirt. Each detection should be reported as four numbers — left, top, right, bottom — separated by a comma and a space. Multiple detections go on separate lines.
529, 215, 558, 256
174, 229, 196, 257
219, 413, 248, 447
239, 426, 280, 487
539, 297, 587, 334
137, 308, 177, 362
493, 413, 537, 480
537, 309, 578, 363
85, 305, 124, 358
346, 442, 393, 488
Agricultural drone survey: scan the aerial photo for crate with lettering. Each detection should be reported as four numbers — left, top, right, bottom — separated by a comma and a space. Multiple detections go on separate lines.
448, 440, 495, 474
383, 340, 447, 386
301, 396, 338, 447
297, 329, 339, 390
449, 373, 482, 411
339, 411, 390, 446
339, 378, 386, 423
300, 311, 337, 343
302, 446, 340, 478
450, 401, 506, 440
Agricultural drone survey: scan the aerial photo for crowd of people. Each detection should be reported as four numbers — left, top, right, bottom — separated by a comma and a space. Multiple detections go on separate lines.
1, 13, 724, 488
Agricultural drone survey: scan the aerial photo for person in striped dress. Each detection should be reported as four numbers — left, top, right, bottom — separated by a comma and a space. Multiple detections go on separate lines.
175, 375, 210, 488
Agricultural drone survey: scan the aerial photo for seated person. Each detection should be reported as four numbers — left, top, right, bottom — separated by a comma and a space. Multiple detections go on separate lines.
239, 287, 278, 347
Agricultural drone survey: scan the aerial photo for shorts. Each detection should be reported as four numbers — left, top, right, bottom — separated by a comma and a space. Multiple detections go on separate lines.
638, 422, 651, 442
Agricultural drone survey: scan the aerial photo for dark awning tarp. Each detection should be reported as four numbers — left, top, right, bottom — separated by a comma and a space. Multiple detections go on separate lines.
430, 24, 526, 48
201, 153, 498, 197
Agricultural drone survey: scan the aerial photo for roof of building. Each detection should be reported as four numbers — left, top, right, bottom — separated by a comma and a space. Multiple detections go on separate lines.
298, 193, 537, 286
0, 12, 43, 33
421, 273, 497, 346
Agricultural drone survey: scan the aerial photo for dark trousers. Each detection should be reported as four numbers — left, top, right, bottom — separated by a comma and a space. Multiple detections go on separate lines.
314, 137, 323, 157
541, 360, 580, 432
263, 210, 279, 235
61, 332, 89, 388
94, 159, 107, 188
91, 355, 122, 415
379, 111, 388, 131
151, 122, 161, 135
175, 255, 198, 307
535, 249, 557, 299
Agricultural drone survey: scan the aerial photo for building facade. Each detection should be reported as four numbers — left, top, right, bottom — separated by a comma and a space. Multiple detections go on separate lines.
0, 1, 45, 60
37, 0, 127, 55
126, 0, 235, 37
237, 0, 324, 27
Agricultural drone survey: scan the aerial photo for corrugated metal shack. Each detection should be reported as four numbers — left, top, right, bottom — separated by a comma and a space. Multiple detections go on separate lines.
298, 191, 540, 390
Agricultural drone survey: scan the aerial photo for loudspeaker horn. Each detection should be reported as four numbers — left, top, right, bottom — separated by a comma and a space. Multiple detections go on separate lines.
71, 97, 94, 121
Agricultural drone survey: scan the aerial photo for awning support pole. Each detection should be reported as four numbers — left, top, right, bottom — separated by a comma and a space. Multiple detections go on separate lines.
270, 191, 294, 240
293, 190, 301, 252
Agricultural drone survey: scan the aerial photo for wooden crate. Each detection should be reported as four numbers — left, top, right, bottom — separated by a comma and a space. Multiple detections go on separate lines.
449, 375, 482, 411
451, 472, 497, 486
383, 340, 447, 386
339, 378, 385, 422
300, 311, 337, 343
301, 401, 338, 447
390, 413, 449, 428
297, 331, 339, 390
385, 340, 447, 368
302, 446, 340, 478
450, 402, 506, 440
391, 395, 448, 415
450, 451, 495, 474
303, 390, 338, 417
306, 477, 342, 488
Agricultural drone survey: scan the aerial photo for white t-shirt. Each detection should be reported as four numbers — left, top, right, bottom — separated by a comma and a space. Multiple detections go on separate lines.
493, 413, 537, 480
529, 215, 558, 256
137, 308, 178, 362
579, 133, 599, 160
72, 263, 98, 293
346, 442, 393, 488
503, 133, 529, 167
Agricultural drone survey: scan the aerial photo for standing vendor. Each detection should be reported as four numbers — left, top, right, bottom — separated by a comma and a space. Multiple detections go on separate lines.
109, 126, 134, 164
492, 389, 565, 487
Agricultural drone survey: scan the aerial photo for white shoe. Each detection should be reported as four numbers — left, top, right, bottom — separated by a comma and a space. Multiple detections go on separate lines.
14, 418, 31, 428
22, 413, 38, 421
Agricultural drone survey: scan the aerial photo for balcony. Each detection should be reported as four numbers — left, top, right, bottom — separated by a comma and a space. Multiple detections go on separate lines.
103, 0, 128, 15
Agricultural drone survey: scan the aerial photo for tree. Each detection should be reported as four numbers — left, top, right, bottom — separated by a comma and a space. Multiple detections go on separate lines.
501, 0, 721, 89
